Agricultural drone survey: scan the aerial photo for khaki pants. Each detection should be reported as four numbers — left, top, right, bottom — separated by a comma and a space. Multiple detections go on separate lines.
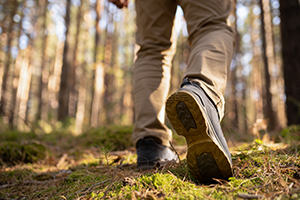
132, 0, 235, 147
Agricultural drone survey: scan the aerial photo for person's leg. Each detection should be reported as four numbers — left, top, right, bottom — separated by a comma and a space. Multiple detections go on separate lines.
166, 0, 235, 183
178, 0, 235, 119
132, 0, 177, 147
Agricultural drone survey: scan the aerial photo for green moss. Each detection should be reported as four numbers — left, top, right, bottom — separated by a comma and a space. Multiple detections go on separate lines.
93, 173, 224, 199
281, 125, 300, 143
168, 161, 189, 179
65, 170, 109, 184
24, 143, 46, 163
0, 141, 46, 165
0, 131, 37, 143
1, 124, 300, 199
78, 125, 134, 150
0, 168, 33, 184
252, 156, 264, 167
0, 142, 23, 164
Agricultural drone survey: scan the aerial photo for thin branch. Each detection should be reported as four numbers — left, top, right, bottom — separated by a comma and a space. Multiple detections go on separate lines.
75, 180, 110, 195
169, 141, 181, 163
101, 157, 125, 199
237, 193, 263, 199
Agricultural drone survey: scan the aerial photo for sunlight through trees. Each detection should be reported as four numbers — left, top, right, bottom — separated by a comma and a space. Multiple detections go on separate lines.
0, 0, 299, 136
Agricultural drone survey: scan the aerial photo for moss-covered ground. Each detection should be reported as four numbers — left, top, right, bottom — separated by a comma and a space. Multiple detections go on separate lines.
0, 123, 300, 199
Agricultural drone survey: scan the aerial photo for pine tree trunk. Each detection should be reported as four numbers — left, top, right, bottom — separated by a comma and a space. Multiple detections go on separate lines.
106, 20, 118, 123
279, 0, 300, 125
12, 51, 24, 127
231, 0, 239, 131
15, 0, 41, 129
49, 41, 64, 119
91, 0, 105, 127
37, 0, 49, 121
103, 5, 114, 123
10, 1, 25, 127
15, 46, 33, 131
250, 2, 264, 123
259, 0, 280, 131
75, 62, 87, 135
0, 0, 19, 118
58, 0, 72, 121
120, 12, 134, 125
69, 1, 83, 117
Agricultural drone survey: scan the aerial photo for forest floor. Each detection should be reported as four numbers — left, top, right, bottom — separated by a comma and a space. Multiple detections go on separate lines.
0, 124, 300, 199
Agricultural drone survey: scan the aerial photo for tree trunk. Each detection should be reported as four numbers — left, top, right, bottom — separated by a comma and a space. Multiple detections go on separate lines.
12, 51, 24, 127
259, 0, 280, 131
49, 41, 64, 119
15, 46, 33, 131
106, 20, 118, 124
230, 0, 239, 131
279, 0, 300, 125
120, 11, 134, 125
250, 2, 264, 123
0, 0, 19, 118
75, 62, 87, 135
58, 0, 72, 121
10, 1, 25, 127
37, 0, 49, 121
91, 0, 105, 127
103, 4, 114, 123
69, 1, 83, 117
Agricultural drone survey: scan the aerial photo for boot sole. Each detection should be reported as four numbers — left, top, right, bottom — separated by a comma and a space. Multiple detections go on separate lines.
166, 90, 232, 183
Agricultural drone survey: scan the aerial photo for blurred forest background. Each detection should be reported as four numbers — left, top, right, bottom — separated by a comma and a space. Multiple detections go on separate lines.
0, 0, 299, 139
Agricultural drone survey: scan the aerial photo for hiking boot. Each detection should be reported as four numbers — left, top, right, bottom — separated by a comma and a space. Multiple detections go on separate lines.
166, 79, 233, 183
136, 137, 178, 170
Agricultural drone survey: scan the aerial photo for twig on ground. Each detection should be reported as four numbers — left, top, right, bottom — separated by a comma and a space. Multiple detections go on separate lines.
234, 159, 250, 178
208, 186, 217, 198
247, 183, 271, 192
274, 165, 289, 193
288, 176, 300, 187
237, 193, 263, 199
169, 141, 181, 163
212, 178, 228, 185
101, 157, 125, 199
56, 153, 68, 168
75, 180, 110, 195
166, 170, 177, 179
182, 170, 188, 182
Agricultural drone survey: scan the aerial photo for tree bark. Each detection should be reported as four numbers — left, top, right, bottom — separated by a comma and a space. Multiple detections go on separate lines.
69, 1, 83, 117
250, 7, 264, 123
103, 4, 114, 123
259, 0, 280, 131
120, 11, 134, 125
106, 20, 118, 124
37, 0, 49, 121
91, 0, 105, 127
10, 1, 25, 127
58, 0, 72, 121
0, 0, 19, 118
279, 0, 300, 125
75, 63, 87, 135
14, 45, 33, 131
231, 0, 239, 131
